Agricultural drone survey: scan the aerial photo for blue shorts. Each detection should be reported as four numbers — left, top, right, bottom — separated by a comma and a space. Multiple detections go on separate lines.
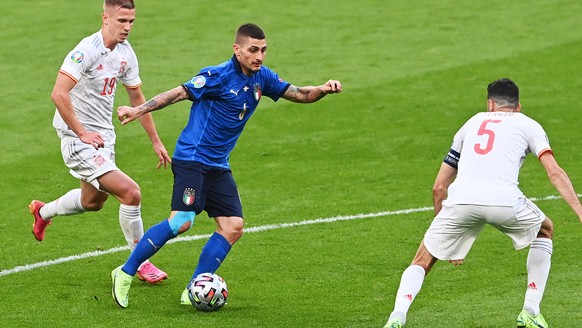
171, 159, 243, 218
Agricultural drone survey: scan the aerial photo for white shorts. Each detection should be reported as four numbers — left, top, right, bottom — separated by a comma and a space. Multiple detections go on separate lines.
424, 199, 545, 261
58, 129, 119, 190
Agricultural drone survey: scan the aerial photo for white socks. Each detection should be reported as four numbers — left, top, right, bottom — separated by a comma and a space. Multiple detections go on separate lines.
389, 264, 426, 324
119, 204, 144, 251
523, 238, 552, 316
386, 238, 552, 323
38, 191, 144, 252
40, 188, 84, 219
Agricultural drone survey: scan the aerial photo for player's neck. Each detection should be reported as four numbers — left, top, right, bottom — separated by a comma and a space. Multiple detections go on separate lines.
101, 30, 119, 51
494, 107, 517, 112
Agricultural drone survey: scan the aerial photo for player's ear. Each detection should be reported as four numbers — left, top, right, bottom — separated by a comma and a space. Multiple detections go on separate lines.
487, 99, 494, 112
233, 44, 240, 56
516, 102, 522, 112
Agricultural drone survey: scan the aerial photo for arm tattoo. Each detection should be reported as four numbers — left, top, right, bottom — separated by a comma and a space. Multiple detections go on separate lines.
143, 98, 158, 111
141, 87, 184, 113
289, 85, 301, 95
285, 85, 306, 102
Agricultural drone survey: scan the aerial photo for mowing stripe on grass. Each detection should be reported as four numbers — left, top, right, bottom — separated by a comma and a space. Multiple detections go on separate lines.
0, 194, 572, 277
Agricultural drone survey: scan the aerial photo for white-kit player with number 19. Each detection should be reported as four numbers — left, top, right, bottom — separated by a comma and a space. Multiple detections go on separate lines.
28, 0, 172, 284
383, 78, 582, 328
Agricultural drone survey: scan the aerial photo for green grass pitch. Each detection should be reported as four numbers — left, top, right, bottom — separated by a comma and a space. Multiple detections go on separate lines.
1, 0, 582, 327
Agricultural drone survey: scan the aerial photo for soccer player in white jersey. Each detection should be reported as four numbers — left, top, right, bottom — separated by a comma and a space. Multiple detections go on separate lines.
28, 0, 172, 284
383, 78, 582, 328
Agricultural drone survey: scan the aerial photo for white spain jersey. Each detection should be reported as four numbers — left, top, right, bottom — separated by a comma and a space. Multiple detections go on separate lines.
53, 30, 141, 133
445, 111, 552, 206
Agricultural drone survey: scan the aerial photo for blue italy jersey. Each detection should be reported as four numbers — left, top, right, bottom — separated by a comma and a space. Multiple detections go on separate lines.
175, 55, 291, 168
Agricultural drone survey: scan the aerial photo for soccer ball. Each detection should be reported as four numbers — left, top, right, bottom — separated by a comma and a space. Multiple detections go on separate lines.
188, 273, 228, 312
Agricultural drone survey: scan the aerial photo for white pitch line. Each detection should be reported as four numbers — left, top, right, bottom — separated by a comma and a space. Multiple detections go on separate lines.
0, 194, 574, 278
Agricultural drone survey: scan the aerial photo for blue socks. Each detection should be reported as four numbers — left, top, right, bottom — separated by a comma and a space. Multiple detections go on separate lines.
121, 219, 176, 275
191, 232, 232, 281
120, 223, 232, 284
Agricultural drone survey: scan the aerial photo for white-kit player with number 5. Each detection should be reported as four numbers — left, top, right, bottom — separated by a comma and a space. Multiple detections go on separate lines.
28, 0, 172, 284
383, 78, 582, 328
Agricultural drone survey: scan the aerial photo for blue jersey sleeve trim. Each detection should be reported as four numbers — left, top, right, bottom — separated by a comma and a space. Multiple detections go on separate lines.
181, 84, 195, 101
443, 148, 460, 169
278, 83, 291, 98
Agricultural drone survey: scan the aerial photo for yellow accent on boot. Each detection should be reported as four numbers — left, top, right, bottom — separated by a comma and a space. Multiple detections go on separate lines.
516, 309, 548, 328
180, 288, 192, 305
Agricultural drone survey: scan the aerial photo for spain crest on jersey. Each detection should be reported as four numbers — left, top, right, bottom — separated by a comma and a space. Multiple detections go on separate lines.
253, 83, 261, 101
119, 60, 128, 74
183, 188, 195, 206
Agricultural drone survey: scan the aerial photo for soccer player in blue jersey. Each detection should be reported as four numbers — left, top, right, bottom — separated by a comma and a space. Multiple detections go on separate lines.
111, 23, 342, 308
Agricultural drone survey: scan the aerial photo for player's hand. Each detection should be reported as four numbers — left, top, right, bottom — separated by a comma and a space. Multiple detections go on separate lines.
79, 131, 105, 149
117, 106, 141, 125
448, 259, 464, 266
152, 140, 172, 169
321, 79, 342, 94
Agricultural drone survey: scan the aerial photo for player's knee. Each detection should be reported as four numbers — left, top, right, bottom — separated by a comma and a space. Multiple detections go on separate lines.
168, 211, 195, 235
123, 187, 141, 205
538, 218, 554, 239
82, 200, 105, 211
219, 219, 244, 244
178, 220, 192, 234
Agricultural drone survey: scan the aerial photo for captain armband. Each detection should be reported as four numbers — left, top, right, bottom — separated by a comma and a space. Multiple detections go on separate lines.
443, 149, 460, 169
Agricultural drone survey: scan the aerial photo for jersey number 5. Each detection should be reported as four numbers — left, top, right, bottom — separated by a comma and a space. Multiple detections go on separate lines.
474, 119, 502, 155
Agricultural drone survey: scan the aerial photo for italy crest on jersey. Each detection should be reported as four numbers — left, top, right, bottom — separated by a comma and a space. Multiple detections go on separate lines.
253, 83, 261, 101
183, 188, 195, 206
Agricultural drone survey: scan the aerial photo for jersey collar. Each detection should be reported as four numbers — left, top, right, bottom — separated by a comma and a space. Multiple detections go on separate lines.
97, 29, 112, 54
231, 54, 243, 73
230, 54, 258, 76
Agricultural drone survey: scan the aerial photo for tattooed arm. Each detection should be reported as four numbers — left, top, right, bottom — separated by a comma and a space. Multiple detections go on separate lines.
117, 86, 190, 125
281, 79, 342, 103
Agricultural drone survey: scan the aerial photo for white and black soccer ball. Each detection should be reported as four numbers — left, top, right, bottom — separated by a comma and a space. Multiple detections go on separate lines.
188, 273, 228, 312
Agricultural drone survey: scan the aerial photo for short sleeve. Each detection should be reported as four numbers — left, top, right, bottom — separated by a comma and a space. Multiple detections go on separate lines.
526, 121, 552, 157
260, 67, 290, 101
59, 46, 91, 82
119, 45, 141, 88
182, 70, 223, 101
450, 123, 467, 154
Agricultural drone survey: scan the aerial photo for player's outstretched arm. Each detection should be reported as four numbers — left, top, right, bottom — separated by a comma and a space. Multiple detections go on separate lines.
281, 79, 342, 103
539, 152, 582, 222
118, 86, 189, 125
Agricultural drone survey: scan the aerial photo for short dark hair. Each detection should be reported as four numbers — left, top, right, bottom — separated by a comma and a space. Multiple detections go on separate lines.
235, 23, 265, 43
487, 78, 519, 109
104, 0, 135, 10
